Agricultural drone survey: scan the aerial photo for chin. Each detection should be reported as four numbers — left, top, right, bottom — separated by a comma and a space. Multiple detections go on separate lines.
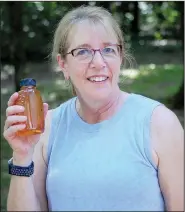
88, 90, 112, 102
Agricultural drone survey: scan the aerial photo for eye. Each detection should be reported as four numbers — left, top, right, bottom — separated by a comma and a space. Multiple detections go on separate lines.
74, 48, 91, 57
102, 47, 116, 54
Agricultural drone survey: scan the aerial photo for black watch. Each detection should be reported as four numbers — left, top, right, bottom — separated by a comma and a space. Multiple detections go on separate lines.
8, 158, 34, 177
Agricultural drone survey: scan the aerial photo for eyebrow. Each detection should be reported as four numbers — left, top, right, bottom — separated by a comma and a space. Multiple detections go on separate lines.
74, 42, 117, 49
75, 44, 91, 49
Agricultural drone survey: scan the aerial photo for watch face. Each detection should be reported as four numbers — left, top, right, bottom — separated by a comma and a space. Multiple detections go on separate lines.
8, 158, 13, 165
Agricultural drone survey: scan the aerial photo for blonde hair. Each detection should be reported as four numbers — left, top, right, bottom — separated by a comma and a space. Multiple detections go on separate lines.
51, 5, 126, 95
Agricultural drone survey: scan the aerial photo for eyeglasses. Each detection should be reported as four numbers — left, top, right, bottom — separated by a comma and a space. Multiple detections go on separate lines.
66, 44, 122, 63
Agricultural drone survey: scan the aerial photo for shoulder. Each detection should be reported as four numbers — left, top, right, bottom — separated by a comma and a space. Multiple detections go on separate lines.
131, 93, 161, 106
128, 93, 162, 115
46, 97, 76, 127
151, 105, 183, 141
128, 93, 162, 122
40, 109, 53, 165
151, 105, 183, 158
131, 94, 183, 167
41, 97, 76, 164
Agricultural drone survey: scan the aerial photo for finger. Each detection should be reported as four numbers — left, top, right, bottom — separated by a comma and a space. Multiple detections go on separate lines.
3, 124, 26, 139
4, 115, 27, 131
6, 105, 25, 117
7, 92, 19, 107
43, 103, 49, 119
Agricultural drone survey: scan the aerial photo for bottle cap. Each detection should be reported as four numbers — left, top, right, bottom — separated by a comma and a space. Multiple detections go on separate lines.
20, 78, 36, 87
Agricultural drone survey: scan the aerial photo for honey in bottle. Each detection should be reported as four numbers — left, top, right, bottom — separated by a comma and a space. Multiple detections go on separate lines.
15, 78, 45, 136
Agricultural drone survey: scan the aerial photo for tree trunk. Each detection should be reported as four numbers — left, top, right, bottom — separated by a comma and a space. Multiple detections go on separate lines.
173, 81, 184, 109
172, 2, 184, 109
7, 2, 26, 92
131, 2, 139, 39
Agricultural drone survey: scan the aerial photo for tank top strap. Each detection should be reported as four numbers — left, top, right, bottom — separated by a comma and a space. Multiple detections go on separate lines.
47, 105, 62, 164
47, 97, 76, 164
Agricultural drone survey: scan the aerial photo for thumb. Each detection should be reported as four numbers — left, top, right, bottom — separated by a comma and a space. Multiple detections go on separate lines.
43, 103, 49, 119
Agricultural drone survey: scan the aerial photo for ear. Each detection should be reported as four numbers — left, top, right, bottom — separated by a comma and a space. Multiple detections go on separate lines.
57, 54, 69, 80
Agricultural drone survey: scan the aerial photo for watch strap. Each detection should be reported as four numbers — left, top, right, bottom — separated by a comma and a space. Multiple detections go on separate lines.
8, 158, 34, 177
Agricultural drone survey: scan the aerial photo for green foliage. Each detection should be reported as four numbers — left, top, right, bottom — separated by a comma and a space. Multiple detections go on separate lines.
1, 1, 183, 62
1, 2, 71, 61
119, 64, 183, 103
139, 2, 182, 40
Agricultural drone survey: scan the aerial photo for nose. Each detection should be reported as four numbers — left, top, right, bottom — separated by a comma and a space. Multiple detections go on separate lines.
90, 50, 106, 69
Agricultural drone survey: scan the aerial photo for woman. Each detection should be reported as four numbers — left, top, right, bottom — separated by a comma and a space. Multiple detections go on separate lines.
4, 6, 183, 211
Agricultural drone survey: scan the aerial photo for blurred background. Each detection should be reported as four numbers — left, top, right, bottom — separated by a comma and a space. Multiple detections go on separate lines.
0, 1, 184, 210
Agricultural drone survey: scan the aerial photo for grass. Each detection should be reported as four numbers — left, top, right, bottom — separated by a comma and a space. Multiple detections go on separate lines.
119, 64, 183, 104
0, 63, 184, 211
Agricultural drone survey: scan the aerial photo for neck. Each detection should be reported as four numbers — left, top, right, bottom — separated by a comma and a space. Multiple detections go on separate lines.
76, 89, 128, 124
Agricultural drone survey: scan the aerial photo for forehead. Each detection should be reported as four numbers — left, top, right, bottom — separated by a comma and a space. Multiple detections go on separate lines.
67, 20, 118, 49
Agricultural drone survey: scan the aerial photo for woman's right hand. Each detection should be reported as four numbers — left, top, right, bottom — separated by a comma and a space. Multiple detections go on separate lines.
3, 92, 48, 166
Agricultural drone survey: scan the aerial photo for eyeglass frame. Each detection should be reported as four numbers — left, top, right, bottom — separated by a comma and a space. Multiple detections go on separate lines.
65, 44, 122, 62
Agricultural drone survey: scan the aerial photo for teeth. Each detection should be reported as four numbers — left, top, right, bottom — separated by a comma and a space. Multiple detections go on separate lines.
89, 77, 107, 82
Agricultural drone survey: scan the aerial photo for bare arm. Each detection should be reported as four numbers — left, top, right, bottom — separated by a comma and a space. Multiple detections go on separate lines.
31, 110, 52, 210
151, 106, 184, 211
7, 109, 52, 211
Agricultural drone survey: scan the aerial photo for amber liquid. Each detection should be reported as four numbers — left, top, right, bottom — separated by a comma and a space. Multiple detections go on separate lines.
15, 86, 45, 136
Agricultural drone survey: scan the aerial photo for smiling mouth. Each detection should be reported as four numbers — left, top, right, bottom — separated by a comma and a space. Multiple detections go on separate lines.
87, 76, 109, 83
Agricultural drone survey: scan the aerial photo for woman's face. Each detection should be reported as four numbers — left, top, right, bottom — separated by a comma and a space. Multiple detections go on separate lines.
58, 21, 122, 101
